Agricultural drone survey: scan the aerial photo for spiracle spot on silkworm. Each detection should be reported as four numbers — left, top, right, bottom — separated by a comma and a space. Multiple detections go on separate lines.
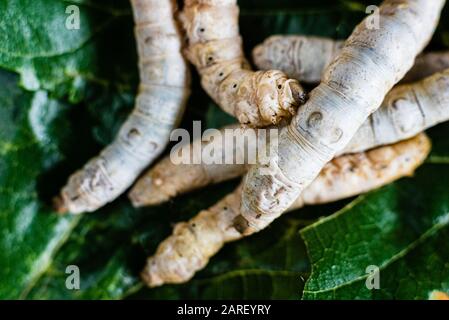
127, 128, 141, 139
148, 141, 158, 152
307, 111, 323, 128
391, 98, 407, 110
233, 215, 249, 234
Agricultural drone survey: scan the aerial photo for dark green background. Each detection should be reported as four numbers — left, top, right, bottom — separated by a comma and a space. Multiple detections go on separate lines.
0, 0, 448, 299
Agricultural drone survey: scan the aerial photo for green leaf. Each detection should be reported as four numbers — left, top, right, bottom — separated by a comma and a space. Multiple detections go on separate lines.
0, 0, 137, 101
134, 269, 307, 300
0, 0, 374, 101
301, 164, 449, 299
26, 185, 318, 299
1, 0, 449, 301
0, 71, 80, 299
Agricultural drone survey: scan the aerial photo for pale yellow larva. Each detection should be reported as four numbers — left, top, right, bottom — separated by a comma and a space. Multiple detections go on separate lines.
180, 0, 306, 127
142, 133, 431, 287
129, 68, 449, 207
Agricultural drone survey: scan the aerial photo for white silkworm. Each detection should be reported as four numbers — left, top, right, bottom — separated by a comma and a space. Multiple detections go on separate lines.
239, 0, 445, 234
141, 133, 431, 287
253, 35, 449, 84
55, 0, 191, 214
129, 68, 449, 207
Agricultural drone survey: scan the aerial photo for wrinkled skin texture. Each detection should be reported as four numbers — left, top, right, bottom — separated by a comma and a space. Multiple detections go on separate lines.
253, 35, 344, 83
55, 0, 191, 214
181, 0, 306, 127
240, 0, 445, 234
130, 68, 449, 207
142, 133, 430, 287
253, 34, 449, 84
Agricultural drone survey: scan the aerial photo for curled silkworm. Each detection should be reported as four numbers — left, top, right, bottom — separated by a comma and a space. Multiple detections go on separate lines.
180, 0, 306, 127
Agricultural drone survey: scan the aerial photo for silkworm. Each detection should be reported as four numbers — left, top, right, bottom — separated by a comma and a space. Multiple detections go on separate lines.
180, 0, 306, 127
55, 0, 191, 214
239, 0, 445, 234
141, 133, 431, 287
129, 68, 449, 207
253, 35, 449, 84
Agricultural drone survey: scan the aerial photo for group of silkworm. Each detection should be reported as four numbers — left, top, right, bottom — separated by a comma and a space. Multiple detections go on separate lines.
54, 0, 449, 287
